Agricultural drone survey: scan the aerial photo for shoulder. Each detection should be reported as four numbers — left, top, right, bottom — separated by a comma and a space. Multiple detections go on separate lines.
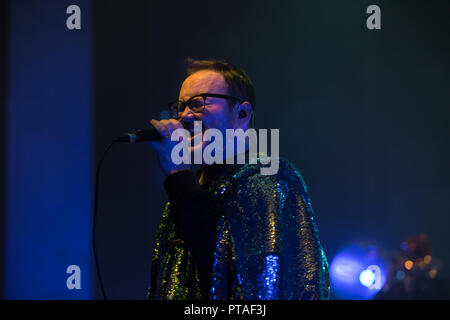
226, 155, 312, 203
230, 155, 307, 184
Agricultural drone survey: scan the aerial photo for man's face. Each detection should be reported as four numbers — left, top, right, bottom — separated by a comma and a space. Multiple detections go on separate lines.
178, 70, 236, 153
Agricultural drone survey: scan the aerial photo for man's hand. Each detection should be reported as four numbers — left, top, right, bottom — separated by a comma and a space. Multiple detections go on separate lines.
147, 118, 191, 176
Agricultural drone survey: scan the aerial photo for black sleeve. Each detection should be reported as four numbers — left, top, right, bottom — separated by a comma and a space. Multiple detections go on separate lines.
163, 170, 222, 298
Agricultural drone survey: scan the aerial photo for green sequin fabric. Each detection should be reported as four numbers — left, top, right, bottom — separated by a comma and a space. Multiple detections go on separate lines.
148, 157, 330, 300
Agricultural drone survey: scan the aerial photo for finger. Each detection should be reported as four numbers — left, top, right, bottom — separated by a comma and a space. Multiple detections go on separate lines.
168, 118, 184, 129
163, 119, 184, 136
151, 119, 170, 138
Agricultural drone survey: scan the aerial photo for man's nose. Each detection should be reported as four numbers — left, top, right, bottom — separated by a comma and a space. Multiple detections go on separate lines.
180, 106, 195, 122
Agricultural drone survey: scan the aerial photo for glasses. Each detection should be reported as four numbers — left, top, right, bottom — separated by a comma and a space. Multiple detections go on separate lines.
168, 93, 244, 119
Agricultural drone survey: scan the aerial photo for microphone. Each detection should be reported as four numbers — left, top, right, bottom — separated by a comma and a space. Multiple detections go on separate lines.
116, 126, 162, 143
116, 111, 171, 143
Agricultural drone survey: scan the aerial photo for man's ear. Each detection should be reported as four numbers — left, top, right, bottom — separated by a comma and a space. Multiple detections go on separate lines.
233, 101, 253, 128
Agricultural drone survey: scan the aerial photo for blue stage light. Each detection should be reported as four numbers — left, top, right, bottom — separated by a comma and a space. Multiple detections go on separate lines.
396, 270, 405, 281
359, 269, 376, 287
330, 242, 388, 300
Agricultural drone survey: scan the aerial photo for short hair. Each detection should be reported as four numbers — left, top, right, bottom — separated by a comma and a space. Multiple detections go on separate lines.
185, 58, 255, 110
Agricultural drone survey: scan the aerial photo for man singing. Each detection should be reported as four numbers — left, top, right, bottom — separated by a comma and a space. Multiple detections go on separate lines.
147, 59, 329, 299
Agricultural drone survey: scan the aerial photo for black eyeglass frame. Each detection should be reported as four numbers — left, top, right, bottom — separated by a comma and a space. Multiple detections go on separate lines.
167, 93, 245, 119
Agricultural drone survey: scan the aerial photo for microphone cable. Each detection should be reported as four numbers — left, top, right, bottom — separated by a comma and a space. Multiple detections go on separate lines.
93, 138, 119, 300
93, 116, 167, 299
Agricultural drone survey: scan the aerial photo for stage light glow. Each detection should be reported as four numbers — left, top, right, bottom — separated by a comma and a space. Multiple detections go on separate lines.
329, 242, 388, 300
424, 255, 432, 264
404, 260, 414, 270
359, 269, 375, 287
396, 270, 405, 281
429, 269, 437, 279
400, 241, 409, 251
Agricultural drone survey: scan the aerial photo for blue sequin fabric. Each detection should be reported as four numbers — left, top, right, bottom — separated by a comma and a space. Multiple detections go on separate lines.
148, 157, 330, 299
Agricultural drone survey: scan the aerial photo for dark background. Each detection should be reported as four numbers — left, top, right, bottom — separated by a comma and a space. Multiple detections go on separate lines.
92, 0, 450, 299
0, 0, 10, 300
1, 0, 450, 299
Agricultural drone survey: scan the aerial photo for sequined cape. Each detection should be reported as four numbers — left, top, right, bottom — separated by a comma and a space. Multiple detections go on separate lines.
148, 157, 330, 300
